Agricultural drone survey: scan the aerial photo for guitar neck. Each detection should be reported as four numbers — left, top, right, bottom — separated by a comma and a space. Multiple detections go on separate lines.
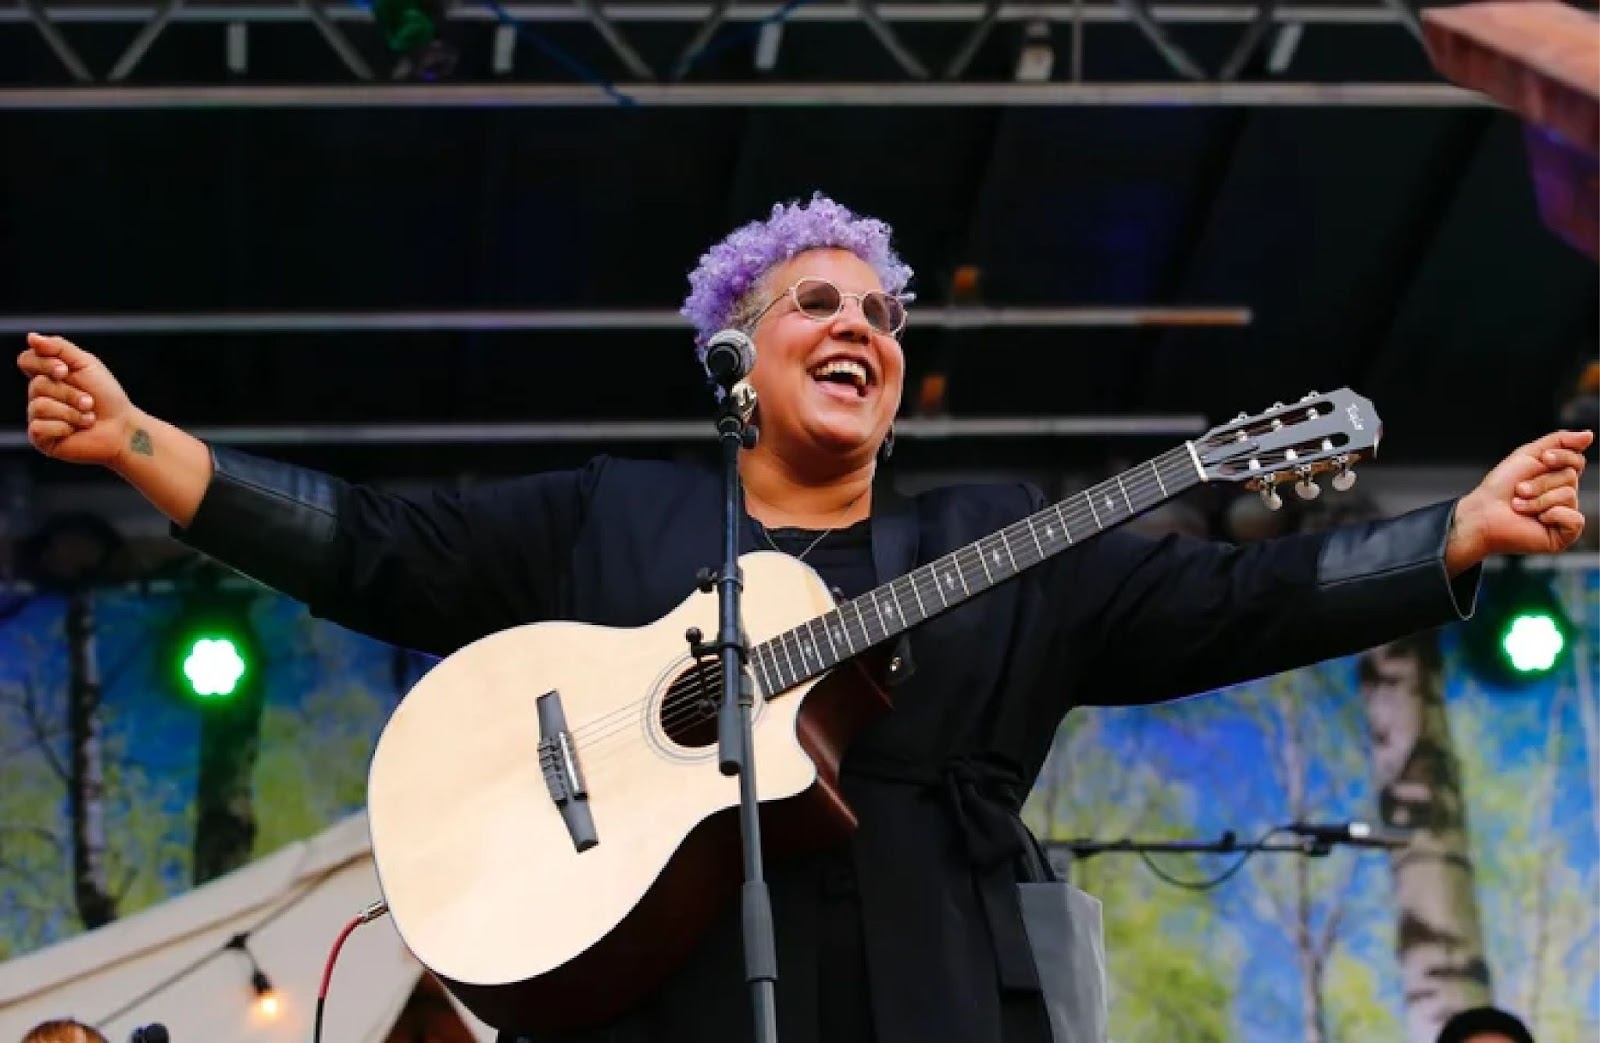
749, 443, 1205, 697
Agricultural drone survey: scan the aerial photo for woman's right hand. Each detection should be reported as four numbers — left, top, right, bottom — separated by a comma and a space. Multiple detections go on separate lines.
17, 332, 138, 468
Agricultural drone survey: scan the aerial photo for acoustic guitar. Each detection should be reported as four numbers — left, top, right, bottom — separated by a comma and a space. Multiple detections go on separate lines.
365, 389, 1381, 1032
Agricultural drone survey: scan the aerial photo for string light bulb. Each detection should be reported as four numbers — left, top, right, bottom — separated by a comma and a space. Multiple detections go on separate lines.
252, 968, 281, 1019
226, 933, 282, 1021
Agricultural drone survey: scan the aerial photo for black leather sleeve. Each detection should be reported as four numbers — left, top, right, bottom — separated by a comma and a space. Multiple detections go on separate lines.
169, 444, 597, 655
1314, 499, 1480, 626
1070, 498, 1483, 707
169, 444, 344, 607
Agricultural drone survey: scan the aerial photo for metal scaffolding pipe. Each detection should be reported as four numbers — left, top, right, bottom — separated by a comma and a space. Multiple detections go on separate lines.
0, 306, 1252, 336
0, 416, 1210, 450
0, 81, 1487, 109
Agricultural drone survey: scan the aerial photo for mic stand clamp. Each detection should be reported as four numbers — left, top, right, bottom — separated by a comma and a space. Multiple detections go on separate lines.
683, 382, 778, 1043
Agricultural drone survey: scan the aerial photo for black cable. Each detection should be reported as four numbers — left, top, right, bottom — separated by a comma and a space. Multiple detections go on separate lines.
1135, 847, 1257, 891
1075, 828, 1305, 892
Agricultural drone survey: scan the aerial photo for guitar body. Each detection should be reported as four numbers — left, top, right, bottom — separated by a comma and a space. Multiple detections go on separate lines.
366, 551, 891, 1033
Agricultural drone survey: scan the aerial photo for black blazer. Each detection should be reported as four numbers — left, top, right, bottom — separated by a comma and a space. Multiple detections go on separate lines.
177, 448, 1480, 1043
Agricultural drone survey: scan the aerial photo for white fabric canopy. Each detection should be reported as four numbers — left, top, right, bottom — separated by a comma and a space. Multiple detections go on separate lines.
0, 812, 497, 1043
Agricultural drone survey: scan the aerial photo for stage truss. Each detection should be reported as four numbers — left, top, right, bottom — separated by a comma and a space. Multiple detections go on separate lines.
1, 0, 1489, 107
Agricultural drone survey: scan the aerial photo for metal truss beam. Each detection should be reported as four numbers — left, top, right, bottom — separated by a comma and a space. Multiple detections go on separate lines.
105, 0, 182, 81
299, 0, 375, 80
0, 4, 1425, 26
0, 306, 1252, 335
18, 0, 93, 80
5, 2, 1439, 94
0, 82, 1486, 109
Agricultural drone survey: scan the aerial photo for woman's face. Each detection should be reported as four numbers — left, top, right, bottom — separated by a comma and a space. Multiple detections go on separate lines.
744, 248, 905, 468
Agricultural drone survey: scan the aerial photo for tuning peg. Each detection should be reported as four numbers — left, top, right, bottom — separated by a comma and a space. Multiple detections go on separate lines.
1332, 467, 1357, 492
1292, 466, 1319, 500
1259, 484, 1283, 511
1301, 390, 1320, 401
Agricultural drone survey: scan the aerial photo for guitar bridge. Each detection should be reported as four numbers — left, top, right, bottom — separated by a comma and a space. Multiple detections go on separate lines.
536, 691, 599, 852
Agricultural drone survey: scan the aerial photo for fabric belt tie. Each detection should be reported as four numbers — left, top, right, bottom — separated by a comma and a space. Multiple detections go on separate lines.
848, 752, 1043, 994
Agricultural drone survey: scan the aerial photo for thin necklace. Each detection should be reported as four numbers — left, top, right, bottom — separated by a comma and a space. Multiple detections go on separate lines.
757, 524, 835, 562
750, 488, 868, 562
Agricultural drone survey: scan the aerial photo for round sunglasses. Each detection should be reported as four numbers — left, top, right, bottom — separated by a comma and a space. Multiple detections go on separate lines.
749, 277, 911, 338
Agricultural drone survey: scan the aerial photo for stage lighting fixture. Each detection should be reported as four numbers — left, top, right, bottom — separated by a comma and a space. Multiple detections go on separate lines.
163, 576, 260, 706
1460, 560, 1574, 688
1015, 20, 1054, 82
226, 933, 282, 1021
373, 0, 459, 80
180, 635, 248, 700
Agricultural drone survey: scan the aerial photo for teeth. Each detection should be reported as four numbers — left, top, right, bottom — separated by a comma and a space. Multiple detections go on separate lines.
813, 360, 868, 388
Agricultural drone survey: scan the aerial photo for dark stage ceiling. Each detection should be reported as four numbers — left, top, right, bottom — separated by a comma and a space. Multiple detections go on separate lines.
1, 1, 1595, 488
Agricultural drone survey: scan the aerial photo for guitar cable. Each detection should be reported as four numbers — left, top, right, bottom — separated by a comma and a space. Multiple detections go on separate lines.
313, 899, 390, 1043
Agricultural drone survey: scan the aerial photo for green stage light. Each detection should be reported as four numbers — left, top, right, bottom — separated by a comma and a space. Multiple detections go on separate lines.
163, 583, 259, 706
1462, 562, 1573, 688
373, 0, 441, 52
1499, 610, 1566, 675
180, 634, 249, 699
372, 0, 458, 79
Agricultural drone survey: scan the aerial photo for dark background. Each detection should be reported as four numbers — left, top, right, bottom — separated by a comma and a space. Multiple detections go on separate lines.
1, 1, 1595, 487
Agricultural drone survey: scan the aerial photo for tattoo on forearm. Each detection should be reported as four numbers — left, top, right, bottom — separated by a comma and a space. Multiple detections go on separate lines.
130, 428, 153, 457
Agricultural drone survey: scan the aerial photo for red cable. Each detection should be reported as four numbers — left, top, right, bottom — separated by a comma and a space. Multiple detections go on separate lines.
313, 901, 388, 1043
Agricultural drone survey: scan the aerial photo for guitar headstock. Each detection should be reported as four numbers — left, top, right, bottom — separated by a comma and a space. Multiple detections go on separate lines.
1193, 389, 1381, 509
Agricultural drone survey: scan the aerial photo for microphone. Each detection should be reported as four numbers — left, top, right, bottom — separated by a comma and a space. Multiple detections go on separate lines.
131, 1026, 170, 1043
704, 329, 756, 387
1283, 821, 1411, 849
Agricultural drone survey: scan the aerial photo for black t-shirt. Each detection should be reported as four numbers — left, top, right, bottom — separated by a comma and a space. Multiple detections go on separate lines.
743, 516, 877, 1041
745, 517, 875, 600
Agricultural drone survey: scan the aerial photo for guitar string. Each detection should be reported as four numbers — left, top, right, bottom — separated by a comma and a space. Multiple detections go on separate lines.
557, 464, 1188, 773
559, 440, 1345, 771
565, 460, 1188, 762
566, 460, 1192, 764
573, 443, 1347, 783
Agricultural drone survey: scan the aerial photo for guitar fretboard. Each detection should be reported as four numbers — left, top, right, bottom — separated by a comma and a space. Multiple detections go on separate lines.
748, 445, 1203, 699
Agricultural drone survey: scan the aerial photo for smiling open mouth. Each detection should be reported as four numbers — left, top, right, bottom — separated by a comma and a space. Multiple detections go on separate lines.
810, 359, 869, 398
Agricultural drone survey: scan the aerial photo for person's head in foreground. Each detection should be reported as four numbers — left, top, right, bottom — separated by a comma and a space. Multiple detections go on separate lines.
1435, 1005, 1536, 1043
21, 1020, 108, 1043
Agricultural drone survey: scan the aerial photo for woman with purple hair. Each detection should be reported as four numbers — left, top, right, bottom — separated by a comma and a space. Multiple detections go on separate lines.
16, 193, 1590, 1043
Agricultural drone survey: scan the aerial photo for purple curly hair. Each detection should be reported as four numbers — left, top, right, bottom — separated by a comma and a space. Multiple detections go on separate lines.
681, 192, 914, 360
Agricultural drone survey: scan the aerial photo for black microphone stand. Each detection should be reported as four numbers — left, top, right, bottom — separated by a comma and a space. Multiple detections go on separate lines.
686, 375, 778, 1043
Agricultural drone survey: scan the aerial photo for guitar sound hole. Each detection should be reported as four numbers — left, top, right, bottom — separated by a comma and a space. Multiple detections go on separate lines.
658, 663, 724, 748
